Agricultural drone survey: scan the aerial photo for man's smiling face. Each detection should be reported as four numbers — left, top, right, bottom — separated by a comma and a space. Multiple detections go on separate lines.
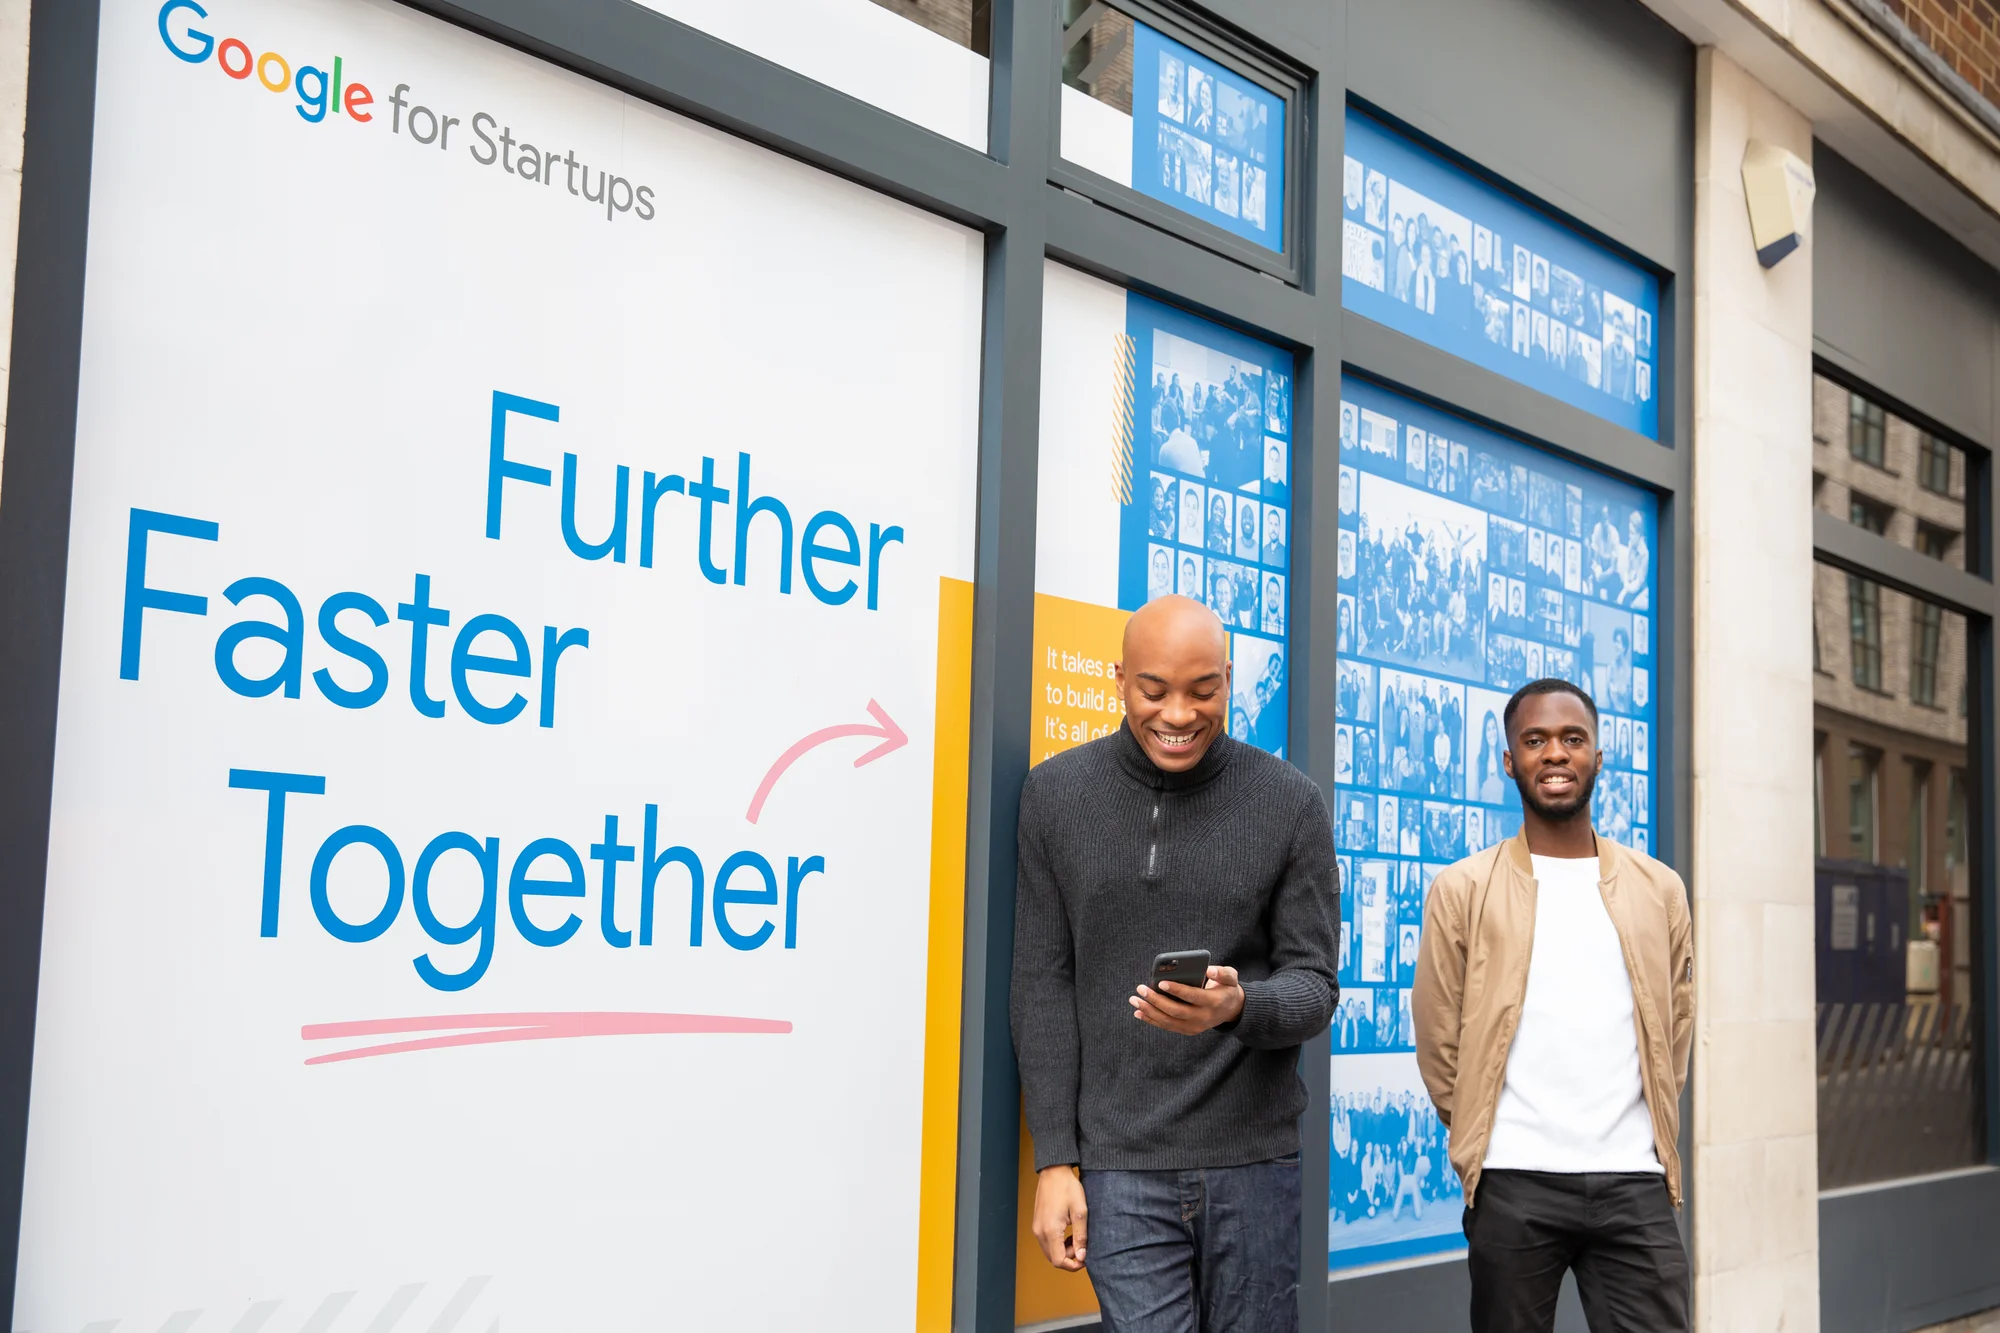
1503, 689, 1601, 819
1115, 596, 1231, 773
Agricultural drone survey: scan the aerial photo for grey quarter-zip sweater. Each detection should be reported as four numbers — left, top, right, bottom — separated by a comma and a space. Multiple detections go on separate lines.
1010, 723, 1341, 1171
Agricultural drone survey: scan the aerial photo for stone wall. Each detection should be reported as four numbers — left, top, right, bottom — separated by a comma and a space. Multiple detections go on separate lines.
1689, 46, 1823, 1332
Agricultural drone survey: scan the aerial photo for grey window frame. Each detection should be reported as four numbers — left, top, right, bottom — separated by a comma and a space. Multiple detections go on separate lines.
1049, 0, 1312, 285
0, 2, 1695, 1330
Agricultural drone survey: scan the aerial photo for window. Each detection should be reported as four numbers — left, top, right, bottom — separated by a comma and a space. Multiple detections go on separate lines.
1905, 760, 1929, 889
1946, 767, 1967, 876
1916, 522, 1956, 562
1341, 109, 1663, 440
1846, 742, 1879, 862
1057, 3, 1294, 259
1812, 374, 1984, 1195
1814, 736, 1826, 856
1848, 573, 1882, 690
1849, 494, 1892, 535
1062, 3, 1135, 112
1918, 431, 1953, 494
1911, 599, 1943, 706
1848, 392, 1886, 467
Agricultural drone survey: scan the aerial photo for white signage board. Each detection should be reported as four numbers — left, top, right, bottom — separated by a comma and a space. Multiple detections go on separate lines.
16, 1, 982, 1328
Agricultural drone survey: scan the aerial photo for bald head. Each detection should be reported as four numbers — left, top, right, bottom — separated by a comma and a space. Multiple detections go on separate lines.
1116, 596, 1231, 772
1122, 595, 1228, 670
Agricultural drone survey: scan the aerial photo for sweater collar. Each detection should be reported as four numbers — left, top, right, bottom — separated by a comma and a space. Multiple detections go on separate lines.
1111, 718, 1235, 791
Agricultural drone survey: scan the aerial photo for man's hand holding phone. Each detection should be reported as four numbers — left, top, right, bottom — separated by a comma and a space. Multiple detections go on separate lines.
1131, 959, 1245, 1035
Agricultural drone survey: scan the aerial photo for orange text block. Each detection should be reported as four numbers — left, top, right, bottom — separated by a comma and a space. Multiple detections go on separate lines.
1031, 592, 1132, 767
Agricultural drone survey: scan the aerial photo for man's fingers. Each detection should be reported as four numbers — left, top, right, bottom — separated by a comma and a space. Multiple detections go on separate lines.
1132, 996, 1199, 1033
1142, 983, 1197, 1010
1207, 964, 1240, 987
1131, 990, 1197, 1025
1038, 1186, 1086, 1270
1036, 1218, 1071, 1269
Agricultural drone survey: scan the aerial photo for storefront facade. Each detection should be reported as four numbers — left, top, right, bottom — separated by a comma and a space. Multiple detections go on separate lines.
0, 0, 1990, 1330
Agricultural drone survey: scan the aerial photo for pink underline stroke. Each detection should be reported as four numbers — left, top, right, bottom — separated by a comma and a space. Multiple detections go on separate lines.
301, 1010, 792, 1065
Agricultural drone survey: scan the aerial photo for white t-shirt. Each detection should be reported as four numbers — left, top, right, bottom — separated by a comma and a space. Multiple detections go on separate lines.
1481, 854, 1663, 1175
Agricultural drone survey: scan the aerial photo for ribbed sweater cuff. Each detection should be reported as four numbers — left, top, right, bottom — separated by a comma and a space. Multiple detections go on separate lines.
1233, 976, 1322, 1048
1032, 1133, 1080, 1172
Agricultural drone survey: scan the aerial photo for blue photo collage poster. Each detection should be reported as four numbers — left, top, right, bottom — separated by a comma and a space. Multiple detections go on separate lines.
1327, 375, 1659, 1271
1340, 109, 1662, 441
1132, 23, 1286, 252
1122, 294, 1295, 758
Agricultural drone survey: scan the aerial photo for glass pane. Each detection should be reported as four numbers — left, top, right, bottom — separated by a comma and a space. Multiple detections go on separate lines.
1342, 110, 1664, 441
1329, 377, 1661, 1272
636, 0, 991, 150
1812, 559, 1983, 1188
1814, 374, 1968, 571
1058, 3, 1288, 253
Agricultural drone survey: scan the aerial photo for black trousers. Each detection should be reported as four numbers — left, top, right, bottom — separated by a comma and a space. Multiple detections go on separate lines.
1463, 1169, 1691, 1333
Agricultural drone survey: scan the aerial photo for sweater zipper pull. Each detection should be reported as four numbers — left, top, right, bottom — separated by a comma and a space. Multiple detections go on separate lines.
1147, 800, 1160, 879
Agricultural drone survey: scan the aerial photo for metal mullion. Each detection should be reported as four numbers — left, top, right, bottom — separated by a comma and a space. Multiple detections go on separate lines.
1047, 157, 1303, 284
1340, 313, 1680, 494
1293, 4, 1343, 1325
1045, 184, 1318, 347
1983, 443, 2000, 1165
0, 0, 103, 1319
955, 3, 1059, 1331
404, 0, 1013, 231
1812, 511, 1999, 619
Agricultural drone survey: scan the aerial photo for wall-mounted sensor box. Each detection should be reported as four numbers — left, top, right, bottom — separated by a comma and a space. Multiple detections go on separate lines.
1742, 140, 1816, 268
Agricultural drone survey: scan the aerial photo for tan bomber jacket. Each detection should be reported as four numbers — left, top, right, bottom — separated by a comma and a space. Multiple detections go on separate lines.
1411, 832, 1693, 1208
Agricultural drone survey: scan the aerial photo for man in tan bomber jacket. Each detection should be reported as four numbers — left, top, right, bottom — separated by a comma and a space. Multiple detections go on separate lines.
1414, 678, 1693, 1333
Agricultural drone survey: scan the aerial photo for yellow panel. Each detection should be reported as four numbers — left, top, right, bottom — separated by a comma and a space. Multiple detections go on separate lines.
1013, 1110, 1103, 1324
1011, 590, 1135, 1324
915, 576, 976, 1331
1029, 592, 1134, 767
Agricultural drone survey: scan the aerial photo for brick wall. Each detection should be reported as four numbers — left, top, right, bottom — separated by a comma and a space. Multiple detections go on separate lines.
1886, 0, 2000, 109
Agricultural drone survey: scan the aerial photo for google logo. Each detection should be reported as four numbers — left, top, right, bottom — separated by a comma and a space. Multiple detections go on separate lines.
157, 0, 375, 124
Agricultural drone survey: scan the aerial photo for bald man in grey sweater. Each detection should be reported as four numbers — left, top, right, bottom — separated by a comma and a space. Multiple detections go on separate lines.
1011, 596, 1340, 1333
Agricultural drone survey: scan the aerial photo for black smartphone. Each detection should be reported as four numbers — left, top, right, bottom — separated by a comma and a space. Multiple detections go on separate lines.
1148, 949, 1212, 992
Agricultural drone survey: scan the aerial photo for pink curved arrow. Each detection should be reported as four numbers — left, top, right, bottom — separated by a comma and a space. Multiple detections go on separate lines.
745, 698, 907, 824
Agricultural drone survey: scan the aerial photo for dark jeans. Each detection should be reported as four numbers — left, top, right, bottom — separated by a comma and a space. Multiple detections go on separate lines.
1464, 1169, 1691, 1333
1081, 1156, 1301, 1333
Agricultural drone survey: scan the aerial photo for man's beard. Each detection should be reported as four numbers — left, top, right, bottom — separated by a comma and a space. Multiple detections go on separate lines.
1513, 763, 1598, 821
